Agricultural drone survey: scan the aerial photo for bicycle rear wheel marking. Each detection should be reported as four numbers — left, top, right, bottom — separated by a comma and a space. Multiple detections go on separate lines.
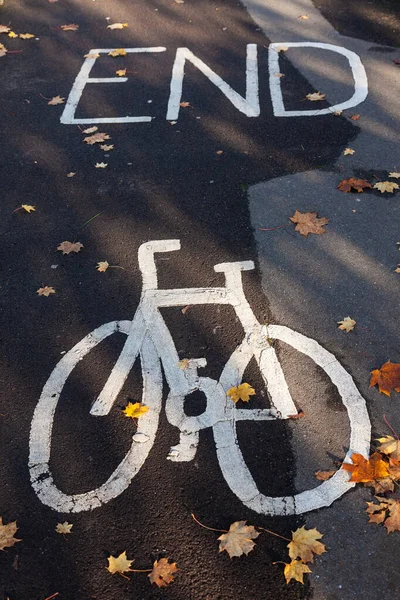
215, 325, 371, 516
29, 321, 162, 513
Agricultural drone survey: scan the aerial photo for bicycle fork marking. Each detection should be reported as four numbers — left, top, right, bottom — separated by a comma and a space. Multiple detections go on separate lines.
29, 240, 371, 515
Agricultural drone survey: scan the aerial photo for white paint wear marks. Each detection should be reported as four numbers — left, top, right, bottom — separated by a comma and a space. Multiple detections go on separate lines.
60, 43, 368, 124
269, 42, 368, 117
29, 241, 371, 515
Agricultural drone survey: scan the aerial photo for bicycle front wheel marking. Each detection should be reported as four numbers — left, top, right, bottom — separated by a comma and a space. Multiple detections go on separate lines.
214, 325, 371, 516
29, 321, 162, 513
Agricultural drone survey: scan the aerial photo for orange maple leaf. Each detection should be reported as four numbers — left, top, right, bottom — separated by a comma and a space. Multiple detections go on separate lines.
370, 361, 400, 396
337, 178, 372, 193
342, 452, 390, 483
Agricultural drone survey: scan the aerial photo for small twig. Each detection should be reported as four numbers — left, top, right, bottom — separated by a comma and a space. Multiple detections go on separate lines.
191, 513, 227, 533
43, 594, 59, 600
384, 414, 399, 440
257, 526, 291, 542
80, 212, 102, 230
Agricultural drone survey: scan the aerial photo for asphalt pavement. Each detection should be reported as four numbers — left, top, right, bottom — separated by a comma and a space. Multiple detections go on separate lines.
0, 0, 399, 598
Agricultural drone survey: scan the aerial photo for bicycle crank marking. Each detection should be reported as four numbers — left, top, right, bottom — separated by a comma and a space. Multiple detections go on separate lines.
29, 240, 371, 515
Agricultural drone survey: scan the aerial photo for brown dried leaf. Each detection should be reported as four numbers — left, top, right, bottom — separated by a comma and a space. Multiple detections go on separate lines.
370, 361, 400, 396
337, 178, 372, 193
48, 95, 65, 105
218, 521, 259, 558
306, 91, 325, 101
289, 210, 329, 237
96, 261, 109, 272
57, 241, 83, 255
83, 132, 111, 145
315, 470, 336, 481
342, 452, 390, 483
179, 101, 191, 108
60, 24, 79, 31
148, 558, 178, 587
337, 317, 356, 332
384, 500, 400, 533
37, 286, 55, 297
0, 25, 11, 34
373, 181, 399, 194
0, 519, 21, 550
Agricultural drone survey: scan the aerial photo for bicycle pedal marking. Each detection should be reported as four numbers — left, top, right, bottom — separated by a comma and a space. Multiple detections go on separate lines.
29, 240, 371, 516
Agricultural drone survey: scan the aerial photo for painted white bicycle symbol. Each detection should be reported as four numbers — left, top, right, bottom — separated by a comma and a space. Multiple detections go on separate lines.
29, 240, 370, 515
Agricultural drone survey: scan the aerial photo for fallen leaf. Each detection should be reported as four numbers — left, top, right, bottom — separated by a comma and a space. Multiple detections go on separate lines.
100, 144, 114, 151
287, 411, 305, 420
365, 476, 394, 494
0, 46, 7, 57
274, 72, 285, 77
342, 452, 390, 483
0, 25, 11, 34
95, 162, 108, 168
315, 470, 336, 481
216, 150, 223, 155
107, 551, 134, 575
169, 121, 177, 125
226, 383, 256, 403
333, 110, 343, 116
276, 45, 288, 52
148, 558, 178, 587
56, 522, 73, 534
84, 52, 100, 59
96, 261, 109, 272
218, 521, 259, 558
178, 359, 190, 370
48, 95, 65, 105
108, 48, 127, 57
123, 402, 149, 419
388, 458, 400, 480
370, 361, 400, 396
343, 148, 355, 155
337, 178, 372, 193
0, 518, 21, 550
306, 91, 326, 101
21, 204, 35, 213
298, 14, 309, 19
84, 132, 110, 145
337, 317, 356, 332
289, 210, 329, 237
8, 31, 18, 38
288, 526, 326, 563
107, 22, 128, 29
36, 286, 55, 297
60, 24, 79, 31
376, 436, 400, 460
395, 266, 400, 273
57, 241, 83, 255
67, 172, 76, 177
350, 114, 360, 120
283, 560, 311, 585
365, 500, 389, 524
179, 101, 191, 108
373, 181, 399, 194
19, 33, 35, 39
82, 126, 98, 134
384, 500, 400, 533
389, 172, 400, 178
116, 69, 126, 76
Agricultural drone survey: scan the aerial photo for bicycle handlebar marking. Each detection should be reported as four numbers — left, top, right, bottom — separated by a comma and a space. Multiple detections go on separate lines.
29, 240, 371, 515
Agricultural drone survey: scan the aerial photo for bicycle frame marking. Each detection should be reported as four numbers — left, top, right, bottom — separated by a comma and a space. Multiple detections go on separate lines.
29, 240, 371, 515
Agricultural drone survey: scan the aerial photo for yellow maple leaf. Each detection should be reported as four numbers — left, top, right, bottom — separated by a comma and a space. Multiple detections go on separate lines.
306, 91, 326, 101
37, 286, 56, 297
108, 48, 127, 57
226, 383, 256, 403
56, 522, 73, 534
148, 558, 178, 587
373, 181, 399, 194
0, 25, 11, 34
337, 316, 356, 332
67, 172, 76, 177
342, 452, 390, 482
19, 33, 35, 39
82, 126, 98, 134
107, 551, 134, 575
0, 518, 21, 550
100, 144, 114, 151
288, 526, 326, 563
376, 436, 400, 460
96, 261, 109, 272
389, 172, 400, 179
107, 22, 128, 30
48, 95, 65, 105
343, 147, 355, 155
21, 204, 35, 213
57, 241, 83, 255
83, 132, 110, 144
283, 560, 312, 584
178, 359, 190, 370
116, 69, 127, 77
8, 31, 18, 38
95, 162, 108, 168
218, 521, 259, 558
84, 52, 100, 59
123, 402, 149, 419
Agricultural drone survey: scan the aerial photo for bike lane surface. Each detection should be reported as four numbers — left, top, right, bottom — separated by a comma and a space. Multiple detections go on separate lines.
0, 0, 394, 598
